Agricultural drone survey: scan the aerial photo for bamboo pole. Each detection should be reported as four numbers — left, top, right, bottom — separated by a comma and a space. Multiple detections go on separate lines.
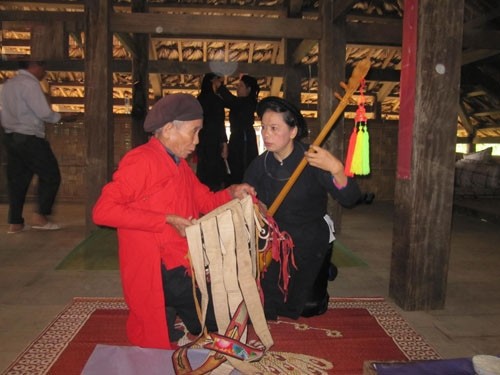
267, 58, 371, 216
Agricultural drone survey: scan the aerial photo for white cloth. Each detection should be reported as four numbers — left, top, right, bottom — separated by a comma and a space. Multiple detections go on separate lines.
323, 214, 336, 243
0, 69, 60, 138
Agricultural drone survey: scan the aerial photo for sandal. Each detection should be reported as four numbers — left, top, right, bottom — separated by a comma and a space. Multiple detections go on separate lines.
32, 222, 61, 231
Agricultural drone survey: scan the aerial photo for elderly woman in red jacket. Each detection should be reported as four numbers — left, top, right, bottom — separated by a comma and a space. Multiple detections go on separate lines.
93, 93, 255, 349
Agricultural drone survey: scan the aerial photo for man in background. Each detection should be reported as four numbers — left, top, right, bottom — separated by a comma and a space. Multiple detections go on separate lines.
1, 60, 75, 234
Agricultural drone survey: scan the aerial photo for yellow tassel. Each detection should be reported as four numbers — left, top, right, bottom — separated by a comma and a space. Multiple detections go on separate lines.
351, 123, 364, 174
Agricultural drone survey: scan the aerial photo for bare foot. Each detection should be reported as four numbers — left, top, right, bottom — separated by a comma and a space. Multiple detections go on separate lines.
7, 224, 30, 234
32, 213, 49, 226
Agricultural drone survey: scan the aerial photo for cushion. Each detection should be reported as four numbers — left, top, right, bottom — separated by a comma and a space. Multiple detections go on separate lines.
373, 358, 475, 375
463, 147, 493, 162
455, 158, 500, 197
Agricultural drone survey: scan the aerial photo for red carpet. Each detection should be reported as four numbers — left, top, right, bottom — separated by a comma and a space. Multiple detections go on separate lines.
3, 297, 440, 375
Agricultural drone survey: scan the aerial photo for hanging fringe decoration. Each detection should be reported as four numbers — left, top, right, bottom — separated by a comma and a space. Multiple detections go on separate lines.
344, 122, 357, 177
345, 78, 370, 176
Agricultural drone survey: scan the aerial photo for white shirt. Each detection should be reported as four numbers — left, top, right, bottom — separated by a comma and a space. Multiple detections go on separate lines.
0, 69, 61, 138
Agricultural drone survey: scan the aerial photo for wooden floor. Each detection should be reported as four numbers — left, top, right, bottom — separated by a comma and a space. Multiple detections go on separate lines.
0, 199, 499, 373
453, 196, 500, 224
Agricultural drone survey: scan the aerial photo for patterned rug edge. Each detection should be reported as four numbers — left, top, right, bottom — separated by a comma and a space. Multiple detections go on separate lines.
2, 297, 440, 375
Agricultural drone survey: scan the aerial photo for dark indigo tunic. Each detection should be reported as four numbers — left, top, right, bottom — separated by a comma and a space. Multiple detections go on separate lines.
244, 141, 361, 319
196, 90, 227, 191
218, 85, 259, 183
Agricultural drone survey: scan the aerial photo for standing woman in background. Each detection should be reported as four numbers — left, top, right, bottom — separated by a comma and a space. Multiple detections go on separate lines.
196, 73, 228, 191
218, 74, 260, 184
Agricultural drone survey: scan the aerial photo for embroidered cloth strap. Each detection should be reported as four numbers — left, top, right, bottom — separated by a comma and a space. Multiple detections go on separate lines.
174, 196, 272, 375
229, 204, 273, 349
203, 303, 264, 362
172, 302, 261, 375
215, 210, 244, 328
201, 217, 232, 332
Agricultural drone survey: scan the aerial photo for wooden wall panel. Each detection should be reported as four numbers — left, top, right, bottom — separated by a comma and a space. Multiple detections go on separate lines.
1, 118, 399, 203
0, 116, 133, 204
344, 120, 398, 201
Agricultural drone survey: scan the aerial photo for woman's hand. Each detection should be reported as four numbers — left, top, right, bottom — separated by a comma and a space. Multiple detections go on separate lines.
305, 145, 348, 187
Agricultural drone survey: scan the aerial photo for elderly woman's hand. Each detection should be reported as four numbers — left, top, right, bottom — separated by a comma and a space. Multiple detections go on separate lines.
227, 183, 256, 200
166, 214, 195, 237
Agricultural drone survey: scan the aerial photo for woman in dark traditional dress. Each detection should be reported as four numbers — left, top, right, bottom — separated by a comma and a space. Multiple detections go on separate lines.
218, 75, 260, 184
244, 97, 361, 320
196, 73, 228, 191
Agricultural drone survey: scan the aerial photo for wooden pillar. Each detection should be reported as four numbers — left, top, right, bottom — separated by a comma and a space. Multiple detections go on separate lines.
30, 21, 66, 60
283, 39, 302, 109
84, 0, 113, 233
283, 4, 302, 110
389, 0, 464, 310
318, 0, 346, 231
131, 0, 149, 147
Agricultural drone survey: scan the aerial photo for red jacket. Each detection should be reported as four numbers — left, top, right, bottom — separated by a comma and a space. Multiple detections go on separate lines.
93, 137, 231, 349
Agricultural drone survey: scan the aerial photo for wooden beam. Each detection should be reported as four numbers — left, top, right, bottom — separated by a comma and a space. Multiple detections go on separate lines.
0, 0, 286, 16
346, 13, 402, 25
461, 64, 500, 95
283, 1, 302, 107
458, 101, 475, 136
30, 21, 65, 60
147, 60, 287, 77
346, 21, 402, 47
473, 110, 500, 117
463, 6, 500, 30
1, 10, 405, 48
48, 95, 374, 116
283, 39, 302, 108
292, 40, 316, 64
465, 90, 487, 98
473, 136, 500, 144
269, 40, 284, 96
148, 41, 162, 99
0, 59, 401, 82
134, 3, 287, 17
288, 0, 303, 16
3, 6, 464, 55
1, 38, 30, 47
1, 10, 408, 54
0, 0, 84, 10
462, 49, 500, 65
115, 32, 137, 59
333, 0, 358, 21
0, 11, 82, 22
110, 13, 321, 40
463, 30, 500, 50
376, 82, 397, 103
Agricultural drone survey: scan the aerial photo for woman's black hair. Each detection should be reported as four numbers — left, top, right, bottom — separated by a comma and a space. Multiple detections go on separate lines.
199, 73, 221, 95
240, 75, 260, 102
257, 96, 308, 140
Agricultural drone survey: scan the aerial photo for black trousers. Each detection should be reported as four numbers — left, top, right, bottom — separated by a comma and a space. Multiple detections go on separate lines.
161, 264, 218, 336
3, 133, 61, 225
261, 244, 331, 320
